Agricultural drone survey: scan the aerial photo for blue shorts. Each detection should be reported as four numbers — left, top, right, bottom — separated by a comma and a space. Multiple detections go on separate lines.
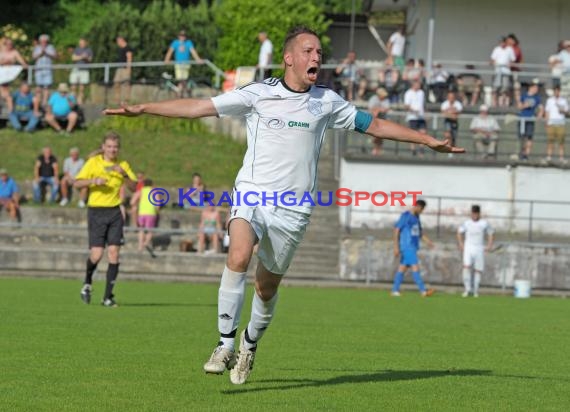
400, 249, 419, 266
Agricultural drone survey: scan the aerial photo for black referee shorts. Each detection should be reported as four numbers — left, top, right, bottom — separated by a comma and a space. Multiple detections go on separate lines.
87, 206, 124, 248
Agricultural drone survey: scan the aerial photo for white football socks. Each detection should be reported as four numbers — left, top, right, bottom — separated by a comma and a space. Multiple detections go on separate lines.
217, 266, 247, 350
245, 292, 278, 350
462, 267, 472, 293
473, 271, 481, 295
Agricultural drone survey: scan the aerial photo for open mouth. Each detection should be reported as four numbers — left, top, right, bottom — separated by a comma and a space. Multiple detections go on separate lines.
307, 67, 319, 81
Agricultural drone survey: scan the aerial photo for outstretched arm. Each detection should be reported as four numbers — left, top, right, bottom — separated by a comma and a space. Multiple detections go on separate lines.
364, 117, 465, 153
104, 98, 218, 119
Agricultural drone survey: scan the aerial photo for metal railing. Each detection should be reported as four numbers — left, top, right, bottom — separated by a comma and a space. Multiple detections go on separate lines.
343, 194, 570, 243
341, 110, 560, 162
19, 60, 227, 89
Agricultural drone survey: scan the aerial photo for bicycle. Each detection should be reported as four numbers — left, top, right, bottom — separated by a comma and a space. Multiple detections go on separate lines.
153, 72, 213, 100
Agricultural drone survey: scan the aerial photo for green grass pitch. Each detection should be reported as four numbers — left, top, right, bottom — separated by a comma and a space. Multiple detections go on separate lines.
1, 277, 569, 411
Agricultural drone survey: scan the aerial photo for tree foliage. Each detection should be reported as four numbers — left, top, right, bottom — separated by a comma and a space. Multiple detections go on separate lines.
321, 0, 365, 14
52, 0, 108, 47
86, 0, 217, 82
213, 0, 331, 70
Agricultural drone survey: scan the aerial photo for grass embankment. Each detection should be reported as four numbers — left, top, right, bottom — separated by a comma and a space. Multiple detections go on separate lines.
0, 116, 245, 190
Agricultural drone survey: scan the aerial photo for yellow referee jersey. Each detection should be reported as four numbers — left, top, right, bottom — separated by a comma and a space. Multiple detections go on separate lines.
75, 154, 136, 207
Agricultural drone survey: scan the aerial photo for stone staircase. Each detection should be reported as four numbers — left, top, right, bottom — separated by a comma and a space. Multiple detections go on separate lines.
0, 135, 345, 280
288, 143, 341, 278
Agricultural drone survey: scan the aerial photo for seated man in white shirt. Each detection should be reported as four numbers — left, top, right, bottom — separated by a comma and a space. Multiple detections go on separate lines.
470, 105, 500, 159
404, 80, 427, 156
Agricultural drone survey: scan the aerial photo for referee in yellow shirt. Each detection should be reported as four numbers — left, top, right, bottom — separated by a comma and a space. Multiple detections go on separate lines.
74, 131, 137, 307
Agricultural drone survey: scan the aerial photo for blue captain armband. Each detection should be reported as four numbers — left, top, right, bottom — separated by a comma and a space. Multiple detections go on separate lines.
355, 110, 373, 133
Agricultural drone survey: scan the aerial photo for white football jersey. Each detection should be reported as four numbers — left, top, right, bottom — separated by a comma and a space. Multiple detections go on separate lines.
212, 78, 360, 213
458, 219, 494, 249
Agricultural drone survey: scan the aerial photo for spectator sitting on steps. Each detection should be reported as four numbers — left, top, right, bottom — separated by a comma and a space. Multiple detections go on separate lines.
0, 168, 21, 222
470, 105, 500, 159
9, 82, 40, 132
45, 83, 79, 135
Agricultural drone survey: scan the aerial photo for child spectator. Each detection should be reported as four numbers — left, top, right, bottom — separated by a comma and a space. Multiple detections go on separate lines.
130, 178, 159, 256
129, 172, 145, 226
198, 204, 222, 254
515, 79, 543, 161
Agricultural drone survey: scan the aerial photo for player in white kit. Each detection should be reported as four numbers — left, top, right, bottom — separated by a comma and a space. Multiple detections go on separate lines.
105, 26, 464, 385
457, 205, 494, 297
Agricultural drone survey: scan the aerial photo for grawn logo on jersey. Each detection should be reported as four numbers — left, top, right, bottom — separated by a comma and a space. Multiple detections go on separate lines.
288, 121, 310, 128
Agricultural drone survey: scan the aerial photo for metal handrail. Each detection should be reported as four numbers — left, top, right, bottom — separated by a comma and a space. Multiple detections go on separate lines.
344, 194, 570, 242
21, 59, 227, 88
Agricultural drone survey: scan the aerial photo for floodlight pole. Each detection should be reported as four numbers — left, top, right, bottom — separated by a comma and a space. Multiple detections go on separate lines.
426, 0, 436, 70
349, 0, 356, 51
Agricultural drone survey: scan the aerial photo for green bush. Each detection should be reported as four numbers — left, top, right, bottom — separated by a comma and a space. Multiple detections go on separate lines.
213, 0, 331, 70
73, 0, 217, 84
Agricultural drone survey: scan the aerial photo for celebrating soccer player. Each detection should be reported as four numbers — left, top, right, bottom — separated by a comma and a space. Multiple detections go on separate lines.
104, 26, 464, 384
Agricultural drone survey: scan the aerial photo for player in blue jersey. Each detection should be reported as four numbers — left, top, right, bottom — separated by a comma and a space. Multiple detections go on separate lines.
391, 199, 435, 297
105, 26, 463, 384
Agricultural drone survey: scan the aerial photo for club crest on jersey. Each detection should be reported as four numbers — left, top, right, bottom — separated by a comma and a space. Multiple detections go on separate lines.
307, 99, 323, 116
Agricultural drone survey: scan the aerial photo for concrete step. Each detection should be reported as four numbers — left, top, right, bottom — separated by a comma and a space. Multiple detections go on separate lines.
0, 245, 340, 279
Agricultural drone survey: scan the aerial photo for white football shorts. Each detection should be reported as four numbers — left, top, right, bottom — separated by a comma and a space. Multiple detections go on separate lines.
229, 203, 310, 275
463, 247, 485, 272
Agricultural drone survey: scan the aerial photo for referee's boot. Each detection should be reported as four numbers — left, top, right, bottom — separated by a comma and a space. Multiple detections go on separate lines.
80, 284, 92, 304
